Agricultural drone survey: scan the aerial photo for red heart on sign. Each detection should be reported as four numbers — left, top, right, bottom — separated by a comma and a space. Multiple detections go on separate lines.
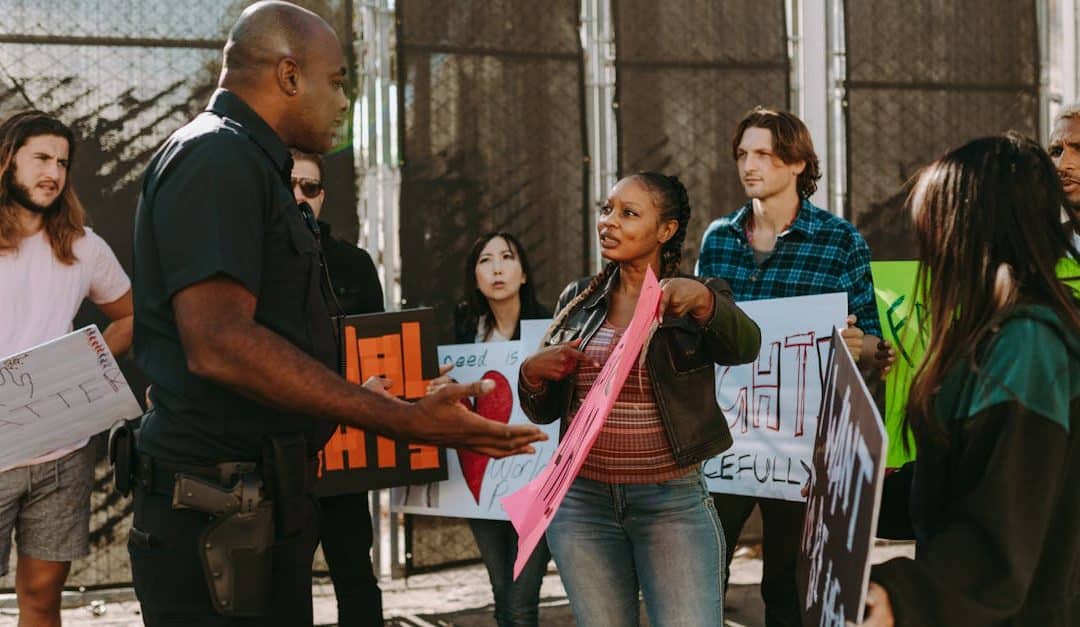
458, 370, 513, 504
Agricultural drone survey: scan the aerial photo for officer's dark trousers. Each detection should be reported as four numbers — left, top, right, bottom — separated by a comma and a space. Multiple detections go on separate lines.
713, 493, 805, 627
319, 492, 383, 627
129, 485, 320, 626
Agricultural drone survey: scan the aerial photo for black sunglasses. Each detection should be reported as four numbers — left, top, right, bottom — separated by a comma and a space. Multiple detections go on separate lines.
291, 177, 324, 199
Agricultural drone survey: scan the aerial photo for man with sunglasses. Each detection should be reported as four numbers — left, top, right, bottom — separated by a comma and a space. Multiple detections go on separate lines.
291, 148, 384, 626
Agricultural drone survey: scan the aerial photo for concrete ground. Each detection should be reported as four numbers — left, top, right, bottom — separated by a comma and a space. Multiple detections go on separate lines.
0, 542, 914, 626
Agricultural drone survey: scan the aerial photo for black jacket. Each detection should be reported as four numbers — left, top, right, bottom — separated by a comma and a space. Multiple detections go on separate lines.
319, 221, 383, 316
518, 269, 761, 467
452, 301, 552, 344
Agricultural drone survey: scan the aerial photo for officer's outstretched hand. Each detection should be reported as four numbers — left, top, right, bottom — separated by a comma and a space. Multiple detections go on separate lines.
409, 378, 547, 458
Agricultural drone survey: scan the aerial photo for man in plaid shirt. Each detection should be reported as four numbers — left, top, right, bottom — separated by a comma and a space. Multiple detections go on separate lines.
696, 107, 893, 627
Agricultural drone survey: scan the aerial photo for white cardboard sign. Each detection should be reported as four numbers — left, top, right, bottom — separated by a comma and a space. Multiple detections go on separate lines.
705, 293, 847, 502
0, 326, 142, 470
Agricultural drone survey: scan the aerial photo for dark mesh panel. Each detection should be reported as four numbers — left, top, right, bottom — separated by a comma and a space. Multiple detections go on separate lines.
844, 0, 1039, 259
613, 0, 789, 270
398, 0, 588, 342
397, 0, 586, 575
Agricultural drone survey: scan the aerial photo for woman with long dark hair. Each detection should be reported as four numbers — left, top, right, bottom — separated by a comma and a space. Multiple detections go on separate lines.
517, 172, 761, 626
859, 134, 1080, 626
451, 232, 552, 627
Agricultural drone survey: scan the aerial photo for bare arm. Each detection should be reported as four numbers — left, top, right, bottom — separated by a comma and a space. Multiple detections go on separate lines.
99, 289, 134, 357
173, 277, 545, 457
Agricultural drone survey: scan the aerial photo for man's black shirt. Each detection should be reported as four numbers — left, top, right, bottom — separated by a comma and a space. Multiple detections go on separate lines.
133, 89, 338, 463
318, 220, 383, 316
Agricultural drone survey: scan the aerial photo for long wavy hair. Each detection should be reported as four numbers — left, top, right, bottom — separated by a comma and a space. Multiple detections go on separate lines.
543, 172, 692, 341
906, 132, 1080, 447
459, 232, 544, 341
0, 111, 86, 264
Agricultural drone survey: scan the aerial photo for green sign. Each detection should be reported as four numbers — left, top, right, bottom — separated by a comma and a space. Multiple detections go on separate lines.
871, 261, 922, 467
872, 256, 1080, 468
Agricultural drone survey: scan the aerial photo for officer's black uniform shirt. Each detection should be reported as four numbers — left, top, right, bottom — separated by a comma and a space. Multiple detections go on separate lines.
133, 88, 338, 464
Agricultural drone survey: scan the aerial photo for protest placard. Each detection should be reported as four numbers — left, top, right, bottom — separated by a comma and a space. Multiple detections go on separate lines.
872, 257, 1080, 468
797, 327, 888, 626
704, 293, 846, 502
316, 309, 448, 496
872, 261, 922, 467
392, 335, 560, 520
502, 268, 662, 579
0, 326, 142, 470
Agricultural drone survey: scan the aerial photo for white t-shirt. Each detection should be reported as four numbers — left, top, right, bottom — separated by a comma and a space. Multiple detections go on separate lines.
0, 227, 131, 469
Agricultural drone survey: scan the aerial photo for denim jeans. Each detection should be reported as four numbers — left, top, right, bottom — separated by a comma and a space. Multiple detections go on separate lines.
546, 470, 725, 627
468, 518, 551, 627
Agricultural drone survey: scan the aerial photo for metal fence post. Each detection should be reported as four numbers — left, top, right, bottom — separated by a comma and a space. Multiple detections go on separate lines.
580, 0, 618, 274
352, 0, 404, 581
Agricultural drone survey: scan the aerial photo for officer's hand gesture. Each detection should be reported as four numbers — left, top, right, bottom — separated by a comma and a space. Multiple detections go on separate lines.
410, 379, 548, 458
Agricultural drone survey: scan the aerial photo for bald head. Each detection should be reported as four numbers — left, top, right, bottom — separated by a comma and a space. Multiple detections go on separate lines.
216, 1, 349, 153
221, 1, 337, 87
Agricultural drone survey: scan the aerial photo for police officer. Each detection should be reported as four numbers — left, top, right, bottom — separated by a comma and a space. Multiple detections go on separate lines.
129, 2, 545, 625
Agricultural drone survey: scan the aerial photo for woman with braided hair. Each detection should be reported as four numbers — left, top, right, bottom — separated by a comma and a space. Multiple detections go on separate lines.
518, 172, 761, 625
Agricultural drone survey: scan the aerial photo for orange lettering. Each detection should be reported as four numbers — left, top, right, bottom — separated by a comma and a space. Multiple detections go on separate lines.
376, 436, 397, 468
401, 322, 427, 399
344, 325, 360, 384
359, 334, 404, 397
322, 425, 367, 472
409, 444, 440, 470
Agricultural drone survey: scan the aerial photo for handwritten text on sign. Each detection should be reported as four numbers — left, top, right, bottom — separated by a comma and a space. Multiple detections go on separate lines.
797, 328, 887, 626
316, 309, 446, 496
705, 293, 847, 502
392, 335, 561, 521
502, 268, 662, 579
0, 326, 141, 470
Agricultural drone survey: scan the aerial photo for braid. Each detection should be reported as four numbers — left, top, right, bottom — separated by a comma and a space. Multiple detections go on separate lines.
540, 262, 617, 345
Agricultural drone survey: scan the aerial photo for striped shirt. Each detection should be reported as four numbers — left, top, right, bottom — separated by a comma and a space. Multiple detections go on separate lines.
572, 322, 692, 483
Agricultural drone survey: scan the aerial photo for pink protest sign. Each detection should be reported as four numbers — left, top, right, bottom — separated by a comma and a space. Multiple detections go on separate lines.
501, 267, 662, 579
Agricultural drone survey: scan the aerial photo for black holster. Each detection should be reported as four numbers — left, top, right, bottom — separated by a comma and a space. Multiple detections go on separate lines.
171, 464, 275, 616
198, 499, 275, 616
108, 418, 140, 497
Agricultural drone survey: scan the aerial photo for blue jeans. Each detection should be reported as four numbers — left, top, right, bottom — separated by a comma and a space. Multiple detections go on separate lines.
546, 470, 725, 627
468, 518, 551, 627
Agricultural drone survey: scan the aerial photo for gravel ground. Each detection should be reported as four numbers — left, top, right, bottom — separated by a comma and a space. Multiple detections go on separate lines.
0, 542, 914, 626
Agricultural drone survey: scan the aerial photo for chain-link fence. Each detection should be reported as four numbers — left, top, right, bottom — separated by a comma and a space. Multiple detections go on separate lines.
613, 0, 789, 272
396, 0, 588, 574
397, 0, 589, 335
0, 0, 354, 590
844, 0, 1040, 260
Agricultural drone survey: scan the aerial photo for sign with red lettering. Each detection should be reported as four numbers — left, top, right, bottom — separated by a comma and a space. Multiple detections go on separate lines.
705, 293, 847, 502
316, 309, 448, 496
0, 326, 141, 471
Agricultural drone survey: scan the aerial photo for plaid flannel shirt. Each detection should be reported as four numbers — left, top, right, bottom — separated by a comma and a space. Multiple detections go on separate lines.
695, 199, 882, 338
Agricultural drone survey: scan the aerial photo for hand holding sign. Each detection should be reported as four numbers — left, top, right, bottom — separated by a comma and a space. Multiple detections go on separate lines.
658, 277, 715, 323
